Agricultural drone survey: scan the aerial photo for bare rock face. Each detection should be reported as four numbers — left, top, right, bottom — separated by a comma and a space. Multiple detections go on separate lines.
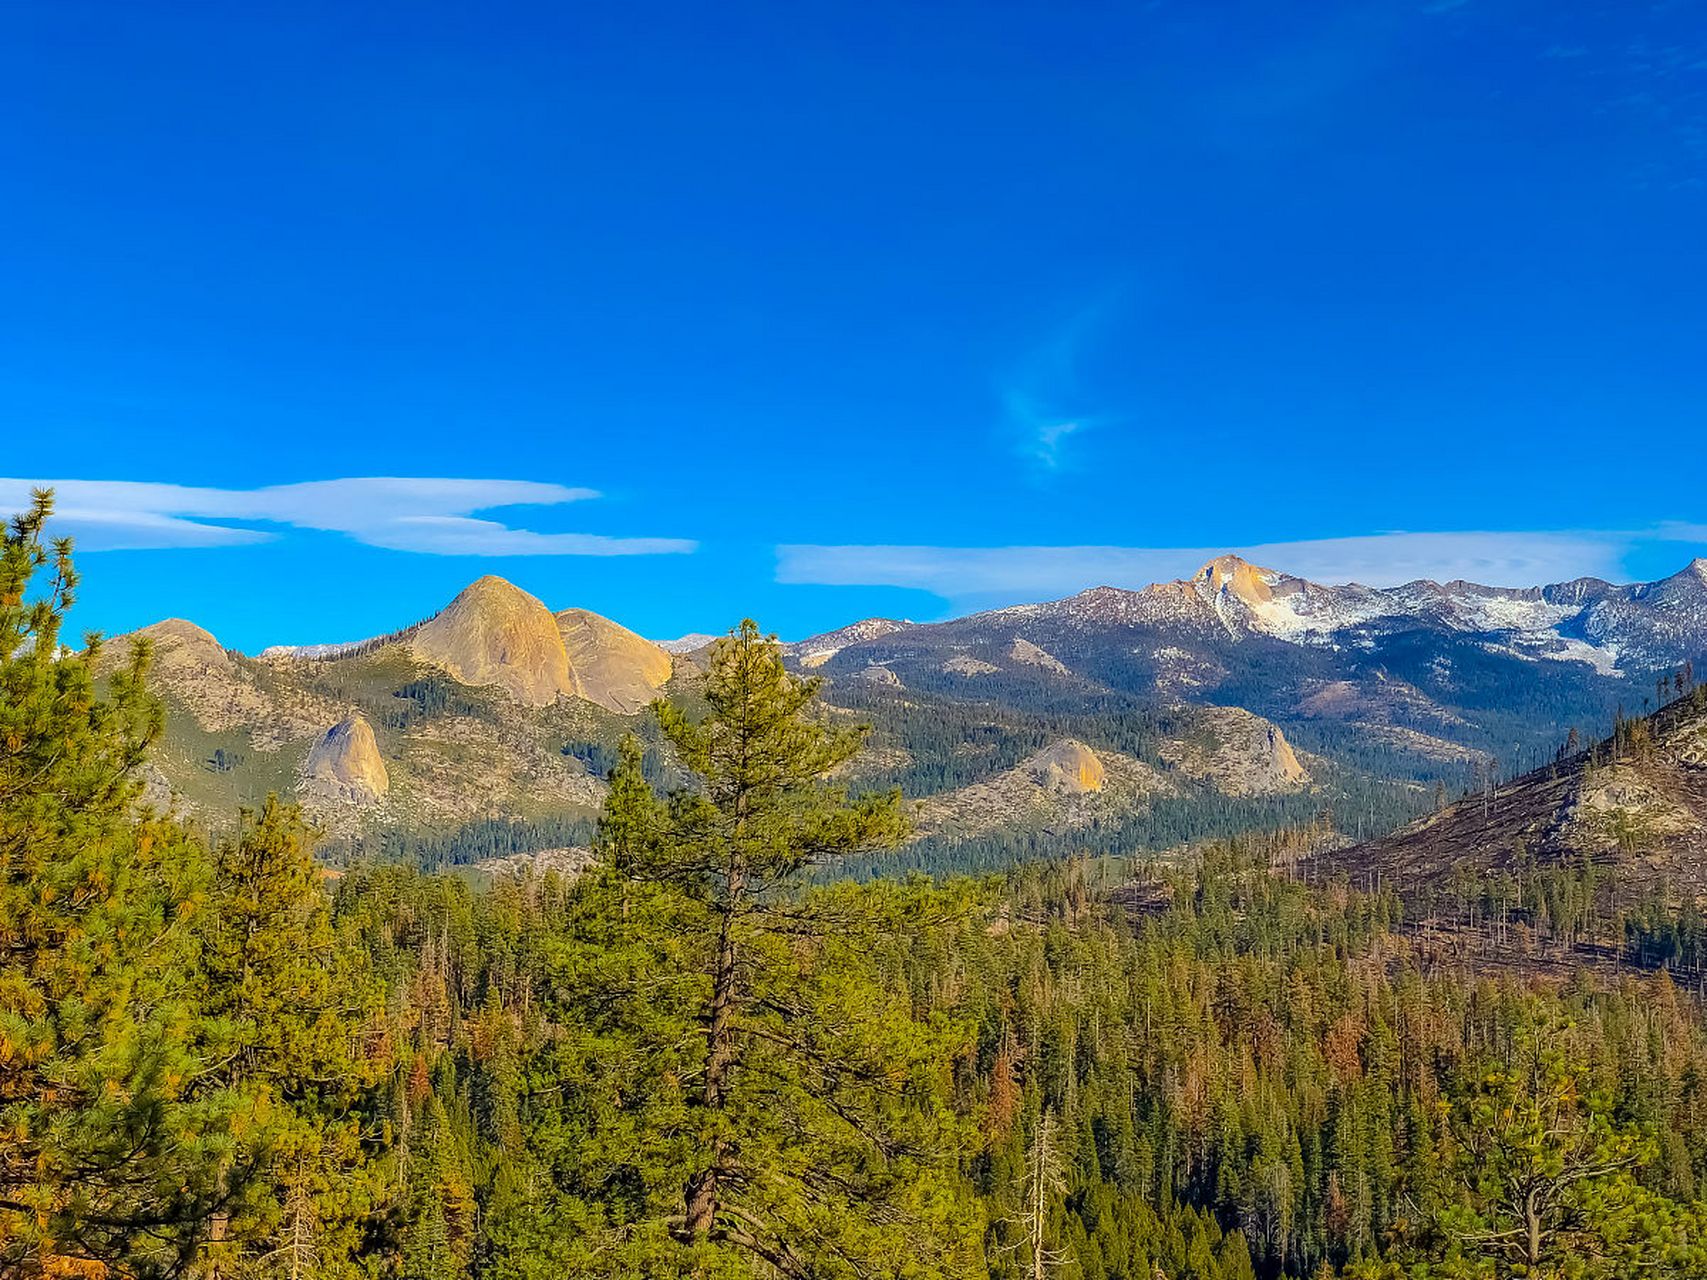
1195, 554, 1281, 605
1258, 723, 1308, 790
1162, 706, 1309, 795
914, 740, 1169, 842
1026, 739, 1106, 794
109, 619, 334, 745
411, 576, 573, 708
301, 714, 389, 805
554, 609, 673, 714
1007, 637, 1071, 676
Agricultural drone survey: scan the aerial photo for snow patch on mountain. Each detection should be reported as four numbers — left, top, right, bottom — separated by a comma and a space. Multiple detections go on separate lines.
786, 618, 913, 667
1000, 556, 1707, 676
260, 638, 380, 660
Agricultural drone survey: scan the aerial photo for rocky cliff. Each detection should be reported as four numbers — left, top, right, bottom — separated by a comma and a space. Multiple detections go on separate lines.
301, 714, 389, 805
410, 576, 574, 708
554, 608, 673, 713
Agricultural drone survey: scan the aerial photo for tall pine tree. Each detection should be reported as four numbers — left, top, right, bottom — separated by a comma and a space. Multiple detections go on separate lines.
0, 490, 231, 1275
197, 795, 381, 1279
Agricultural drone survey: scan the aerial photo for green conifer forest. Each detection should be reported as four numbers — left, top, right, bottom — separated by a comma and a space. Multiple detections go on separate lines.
4, 492, 1705, 1279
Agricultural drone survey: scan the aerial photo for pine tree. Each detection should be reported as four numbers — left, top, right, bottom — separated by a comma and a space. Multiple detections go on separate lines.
1013, 1109, 1071, 1279
1412, 1025, 1706, 1278
592, 734, 658, 922
653, 623, 914, 1247
507, 620, 982, 1278
0, 490, 230, 1273
196, 795, 378, 1279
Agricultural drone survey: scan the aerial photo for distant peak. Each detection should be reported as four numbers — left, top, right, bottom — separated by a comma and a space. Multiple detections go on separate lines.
1193, 554, 1282, 599
120, 618, 232, 673
656, 633, 719, 654
411, 574, 572, 707
787, 616, 913, 666
459, 573, 525, 598
553, 608, 672, 713
136, 618, 222, 648
1196, 553, 1272, 577
441, 574, 557, 618
1655, 558, 1707, 591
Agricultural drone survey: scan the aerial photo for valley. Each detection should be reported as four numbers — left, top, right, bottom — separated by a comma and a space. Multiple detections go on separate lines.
12, 492, 1707, 1280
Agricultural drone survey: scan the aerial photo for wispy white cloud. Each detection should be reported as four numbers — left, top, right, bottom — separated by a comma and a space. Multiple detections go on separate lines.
1009, 398, 1088, 470
1001, 303, 1119, 473
0, 478, 698, 556
776, 528, 1692, 607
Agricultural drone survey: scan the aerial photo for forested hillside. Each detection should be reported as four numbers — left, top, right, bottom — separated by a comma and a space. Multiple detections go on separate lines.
6, 493, 1707, 1279
1301, 680, 1707, 991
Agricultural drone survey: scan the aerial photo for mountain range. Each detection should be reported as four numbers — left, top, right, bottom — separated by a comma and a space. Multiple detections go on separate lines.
108, 555, 1707, 871
798, 553, 1707, 689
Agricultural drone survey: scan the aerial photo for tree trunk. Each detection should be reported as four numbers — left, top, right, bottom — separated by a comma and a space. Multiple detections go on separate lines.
1525, 1192, 1543, 1271
682, 864, 743, 1239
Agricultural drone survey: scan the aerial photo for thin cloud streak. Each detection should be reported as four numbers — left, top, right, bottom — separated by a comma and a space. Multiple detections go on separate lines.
1000, 300, 1121, 473
775, 529, 1690, 606
1010, 399, 1085, 470
0, 478, 698, 557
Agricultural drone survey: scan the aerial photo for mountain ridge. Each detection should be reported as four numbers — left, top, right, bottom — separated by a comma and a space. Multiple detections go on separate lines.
105, 557, 1707, 871
935, 555, 1707, 665
169, 556, 1707, 679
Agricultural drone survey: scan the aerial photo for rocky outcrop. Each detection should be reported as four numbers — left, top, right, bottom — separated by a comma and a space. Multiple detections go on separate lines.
1160, 707, 1309, 795
1026, 739, 1106, 794
301, 714, 389, 805
1314, 692, 1707, 904
915, 741, 1171, 842
1007, 638, 1070, 676
112, 619, 338, 746
554, 609, 673, 713
471, 845, 596, 881
411, 576, 574, 708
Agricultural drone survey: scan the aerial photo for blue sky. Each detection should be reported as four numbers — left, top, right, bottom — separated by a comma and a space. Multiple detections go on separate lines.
4, 0, 1705, 650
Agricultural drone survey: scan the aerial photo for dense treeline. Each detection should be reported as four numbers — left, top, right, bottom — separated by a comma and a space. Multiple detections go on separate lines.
385, 676, 487, 730
320, 814, 598, 870
5, 492, 1707, 1279
849, 770, 1433, 884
